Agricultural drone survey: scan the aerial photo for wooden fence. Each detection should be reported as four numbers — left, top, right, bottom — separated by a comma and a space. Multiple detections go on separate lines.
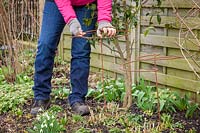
137, 0, 200, 102
58, 0, 200, 102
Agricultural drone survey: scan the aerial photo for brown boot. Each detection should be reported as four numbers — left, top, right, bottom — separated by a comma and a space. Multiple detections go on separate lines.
30, 99, 51, 115
71, 102, 90, 116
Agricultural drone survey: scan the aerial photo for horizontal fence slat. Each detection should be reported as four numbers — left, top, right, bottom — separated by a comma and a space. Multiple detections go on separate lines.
140, 71, 200, 93
63, 46, 120, 58
141, 16, 200, 30
63, 35, 127, 58
140, 52, 200, 73
90, 58, 124, 74
63, 49, 124, 74
142, 0, 198, 8
141, 34, 200, 51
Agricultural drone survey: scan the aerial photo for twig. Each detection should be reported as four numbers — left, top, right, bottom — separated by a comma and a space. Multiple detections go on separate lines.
168, 0, 200, 48
177, 23, 200, 79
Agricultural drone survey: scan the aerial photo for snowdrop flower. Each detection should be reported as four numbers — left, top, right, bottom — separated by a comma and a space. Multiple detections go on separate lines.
41, 123, 45, 128
47, 116, 50, 120
38, 108, 43, 112
50, 123, 54, 127
44, 113, 50, 120
44, 124, 48, 128
43, 120, 47, 124
44, 112, 48, 116
37, 116, 41, 121
40, 129, 43, 133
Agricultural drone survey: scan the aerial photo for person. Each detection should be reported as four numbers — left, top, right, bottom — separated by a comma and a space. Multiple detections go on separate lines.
31, 0, 116, 116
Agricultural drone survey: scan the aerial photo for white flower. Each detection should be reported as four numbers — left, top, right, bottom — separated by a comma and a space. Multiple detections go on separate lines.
44, 124, 48, 128
42, 120, 47, 125
40, 129, 43, 133
46, 115, 50, 120
44, 112, 48, 116
37, 116, 41, 121
50, 123, 54, 127
41, 123, 44, 128
38, 108, 43, 112
47, 116, 50, 120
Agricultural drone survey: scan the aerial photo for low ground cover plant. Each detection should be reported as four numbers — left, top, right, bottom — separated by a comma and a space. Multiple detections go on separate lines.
87, 78, 200, 118
0, 50, 199, 132
0, 74, 33, 115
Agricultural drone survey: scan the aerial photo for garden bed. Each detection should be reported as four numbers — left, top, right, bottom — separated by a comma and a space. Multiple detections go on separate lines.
0, 52, 200, 133
0, 98, 199, 133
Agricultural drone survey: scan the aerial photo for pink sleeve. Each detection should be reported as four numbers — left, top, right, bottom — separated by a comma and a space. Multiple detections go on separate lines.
54, 0, 76, 24
97, 0, 112, 22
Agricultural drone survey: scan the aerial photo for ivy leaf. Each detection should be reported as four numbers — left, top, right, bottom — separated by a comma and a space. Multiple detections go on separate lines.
157, 0, 162, 6
157, 14, 161, 25
146, 12, 150, 16
90, 4, 96, 10
144, 26, 156, 36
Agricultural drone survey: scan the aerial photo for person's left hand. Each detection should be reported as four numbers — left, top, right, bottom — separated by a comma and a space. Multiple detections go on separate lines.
97, 21, 116, 38
69, 18, 85, 36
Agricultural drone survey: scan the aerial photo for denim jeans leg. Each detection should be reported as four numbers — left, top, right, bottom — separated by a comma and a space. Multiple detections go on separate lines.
68, 6, 97, 106
32, 1, 66, 100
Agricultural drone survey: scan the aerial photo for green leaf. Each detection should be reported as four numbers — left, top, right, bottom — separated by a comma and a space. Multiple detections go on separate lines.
160, 99, 166, 112
186, 104, 199, 118
144, 27, 156, 36
157, 14, 161, 25
90, 4, 96, 10
137, 91, 145, 102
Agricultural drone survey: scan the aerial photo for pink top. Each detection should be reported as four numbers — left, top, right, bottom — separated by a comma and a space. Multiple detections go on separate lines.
54, 0, 112, 24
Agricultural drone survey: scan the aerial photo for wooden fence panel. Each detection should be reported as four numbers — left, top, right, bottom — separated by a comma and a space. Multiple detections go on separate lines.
58, 0, 200, 102
139, 0, 200, 102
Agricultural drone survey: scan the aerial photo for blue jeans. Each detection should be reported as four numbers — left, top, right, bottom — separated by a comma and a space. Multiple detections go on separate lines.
32, 1, 96, 106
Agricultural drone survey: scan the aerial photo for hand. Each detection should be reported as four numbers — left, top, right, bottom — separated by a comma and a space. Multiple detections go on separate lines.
97, 21, 116, 38
69, 18, 85, 36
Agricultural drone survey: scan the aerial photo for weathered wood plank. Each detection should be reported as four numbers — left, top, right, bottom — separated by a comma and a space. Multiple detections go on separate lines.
142, 0, 198, 8
91, 59, 123, 74
63, 45, 121, 58
140, 52, 200, 73
62, 35, 127, 57
141, 16, 200, 30
141, 34, 200, 51
140, 72, 200, 93
167, 68, 196, 80
63, 49, 124, 74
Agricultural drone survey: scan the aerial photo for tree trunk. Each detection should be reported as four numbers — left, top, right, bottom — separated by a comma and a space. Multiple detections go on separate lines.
122, 23, 133, 109
0, 1, 8, 44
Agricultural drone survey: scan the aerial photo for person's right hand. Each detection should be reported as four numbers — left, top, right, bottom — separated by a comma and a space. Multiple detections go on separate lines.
97, 21, 116, 38
69, 18, 85, 36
